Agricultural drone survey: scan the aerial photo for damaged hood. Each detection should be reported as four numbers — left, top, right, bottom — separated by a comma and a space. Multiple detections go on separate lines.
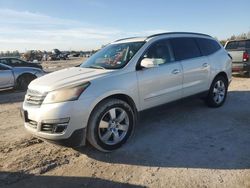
28, 67, 114, 92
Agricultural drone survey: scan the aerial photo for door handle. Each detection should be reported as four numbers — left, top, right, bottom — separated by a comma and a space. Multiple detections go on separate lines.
172, 69, 180, 74
202, 63, 208, 68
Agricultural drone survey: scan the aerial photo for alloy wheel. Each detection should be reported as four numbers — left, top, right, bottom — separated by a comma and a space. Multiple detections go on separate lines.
98, 107, 129, 145
213, 80, 226, 104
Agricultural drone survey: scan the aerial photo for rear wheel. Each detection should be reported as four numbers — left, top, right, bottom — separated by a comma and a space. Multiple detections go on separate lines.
87, 98, 135, 152
16, 74, 36, 91
205, 76, 228, 107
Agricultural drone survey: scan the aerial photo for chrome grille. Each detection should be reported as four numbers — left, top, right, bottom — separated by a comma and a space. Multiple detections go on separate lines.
25, 89, 46, 106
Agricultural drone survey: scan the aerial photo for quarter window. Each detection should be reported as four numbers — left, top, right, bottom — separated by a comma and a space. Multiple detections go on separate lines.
196, 38, 221, 56
170, 38, 202, 61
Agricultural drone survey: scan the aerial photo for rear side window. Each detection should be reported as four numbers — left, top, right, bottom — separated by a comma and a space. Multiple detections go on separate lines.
170, 38, 201, 61
196, 38, 221, 56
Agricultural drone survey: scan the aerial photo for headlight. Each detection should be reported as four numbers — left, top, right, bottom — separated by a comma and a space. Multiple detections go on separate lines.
43, 82, 90, 104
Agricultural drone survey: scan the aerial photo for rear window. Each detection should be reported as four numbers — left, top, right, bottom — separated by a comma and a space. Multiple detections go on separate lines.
196, 38, 221, 56
225, 40, 250, 50
170, 37, 202, 61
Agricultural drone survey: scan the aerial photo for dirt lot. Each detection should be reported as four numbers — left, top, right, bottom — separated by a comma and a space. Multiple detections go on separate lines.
0, 58, 250, 188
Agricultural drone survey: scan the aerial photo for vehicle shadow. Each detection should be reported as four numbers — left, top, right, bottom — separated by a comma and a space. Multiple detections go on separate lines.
0, 90, 26, 104
0, 171, 144, 188
77, 90, 250, 170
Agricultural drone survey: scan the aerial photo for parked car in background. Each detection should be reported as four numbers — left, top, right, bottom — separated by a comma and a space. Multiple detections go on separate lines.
225, 39, 250, 75
48, 49, 69, 61
0, 57, 43, 69
0, 58, 45, 91
70, 52, 80, 57
22, 32, 232, 152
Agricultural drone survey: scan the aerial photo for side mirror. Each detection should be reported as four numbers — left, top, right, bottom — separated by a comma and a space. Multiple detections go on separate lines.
140, 58, 158, 69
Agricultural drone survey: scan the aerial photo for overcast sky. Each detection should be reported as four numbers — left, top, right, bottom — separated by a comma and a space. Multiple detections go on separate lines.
0, 0, 249, 52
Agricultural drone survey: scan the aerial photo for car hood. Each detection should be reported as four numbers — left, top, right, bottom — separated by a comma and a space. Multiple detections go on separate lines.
29, 67, 114, 92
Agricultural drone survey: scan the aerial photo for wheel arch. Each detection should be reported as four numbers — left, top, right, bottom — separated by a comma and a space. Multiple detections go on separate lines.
214, 71, 229, 85
16, 72, 37, 81
15, 72, 37, 88
86, 92, 139, 132
90, 93, 138, 118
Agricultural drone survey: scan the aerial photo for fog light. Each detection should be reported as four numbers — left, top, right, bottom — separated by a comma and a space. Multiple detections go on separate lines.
41, 118, 70, 133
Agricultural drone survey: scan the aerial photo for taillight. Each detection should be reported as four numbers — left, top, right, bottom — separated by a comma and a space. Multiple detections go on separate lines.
243, 52, 249, 62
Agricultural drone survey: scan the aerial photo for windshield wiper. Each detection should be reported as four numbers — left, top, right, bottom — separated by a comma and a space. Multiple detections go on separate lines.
88, 65, 106, 70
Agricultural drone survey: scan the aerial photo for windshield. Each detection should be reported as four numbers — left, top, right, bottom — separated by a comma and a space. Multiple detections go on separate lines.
80, 41, 145, 69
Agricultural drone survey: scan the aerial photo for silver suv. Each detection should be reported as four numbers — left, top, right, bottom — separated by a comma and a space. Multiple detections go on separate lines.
22, 32, 232, 152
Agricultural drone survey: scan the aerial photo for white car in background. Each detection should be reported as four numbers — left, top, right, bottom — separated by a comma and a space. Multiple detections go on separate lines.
22, 32, 232, 152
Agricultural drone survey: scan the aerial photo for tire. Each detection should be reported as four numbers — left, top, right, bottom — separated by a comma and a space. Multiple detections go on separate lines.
205, 75, 228, 108
87, 98, 135, 152
16, 74, 36, 91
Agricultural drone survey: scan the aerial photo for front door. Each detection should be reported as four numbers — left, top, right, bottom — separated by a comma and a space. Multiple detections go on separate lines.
0, 64, 14, 89
136, 39, 183, 110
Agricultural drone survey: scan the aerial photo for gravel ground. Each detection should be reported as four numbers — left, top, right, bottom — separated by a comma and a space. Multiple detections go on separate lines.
0, 59, 250, 188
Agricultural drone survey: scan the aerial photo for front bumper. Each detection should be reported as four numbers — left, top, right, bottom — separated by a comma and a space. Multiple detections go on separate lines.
22, 99, 92, 146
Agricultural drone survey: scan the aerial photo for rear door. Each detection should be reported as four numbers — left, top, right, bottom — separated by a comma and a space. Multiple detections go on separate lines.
137, 39, 183, 110
170, 37, 210, 97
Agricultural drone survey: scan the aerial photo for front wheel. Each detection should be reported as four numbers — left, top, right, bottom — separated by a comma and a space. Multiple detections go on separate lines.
205, 76, 228, 107
87, 98, 135, 152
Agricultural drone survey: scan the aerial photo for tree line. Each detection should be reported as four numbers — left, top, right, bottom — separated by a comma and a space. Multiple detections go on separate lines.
0, 50, 20, 57
0, 32, 250, 56
219, 31, 250, 46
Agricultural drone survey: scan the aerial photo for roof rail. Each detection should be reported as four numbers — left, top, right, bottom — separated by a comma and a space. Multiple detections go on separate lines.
114, 37, 140, 42
146, 32, 212, 39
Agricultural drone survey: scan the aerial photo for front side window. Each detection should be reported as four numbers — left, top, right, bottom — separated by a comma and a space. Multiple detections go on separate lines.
170, 38, 202, 61
142, 40, 174, 66
80, 42, 145, 69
